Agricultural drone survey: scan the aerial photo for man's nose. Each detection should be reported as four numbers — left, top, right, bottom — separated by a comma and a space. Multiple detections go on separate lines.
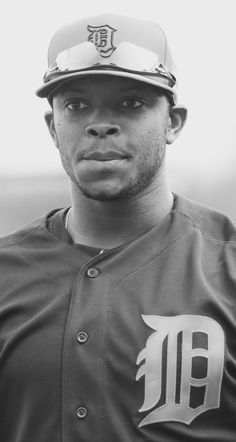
85, 123, 120, 138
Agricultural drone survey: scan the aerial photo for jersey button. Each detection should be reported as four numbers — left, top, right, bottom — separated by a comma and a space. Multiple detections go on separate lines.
76, 406, 88, 419
87, 267, 99, 278
77, 331, 89, 344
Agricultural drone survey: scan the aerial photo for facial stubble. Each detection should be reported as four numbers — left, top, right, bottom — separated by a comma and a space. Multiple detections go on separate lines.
58, 125, 167, 201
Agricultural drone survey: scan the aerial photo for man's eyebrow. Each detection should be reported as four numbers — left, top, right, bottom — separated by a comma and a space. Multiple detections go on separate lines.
61, 87, 87, 94
120, 88, 145, 94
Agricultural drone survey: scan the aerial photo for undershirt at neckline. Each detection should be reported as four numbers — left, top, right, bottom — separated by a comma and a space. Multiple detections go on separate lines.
46, 207, 107, 258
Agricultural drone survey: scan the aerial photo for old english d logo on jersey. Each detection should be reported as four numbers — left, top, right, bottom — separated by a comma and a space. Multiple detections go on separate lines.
87, 24, 117, 57
136, 315, 225, 427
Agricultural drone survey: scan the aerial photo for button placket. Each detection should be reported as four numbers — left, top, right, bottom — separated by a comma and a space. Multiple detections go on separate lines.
62, 257, 106, 435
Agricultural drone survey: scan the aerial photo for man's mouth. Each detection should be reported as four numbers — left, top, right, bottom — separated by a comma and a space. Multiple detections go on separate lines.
83, 151, 128, 161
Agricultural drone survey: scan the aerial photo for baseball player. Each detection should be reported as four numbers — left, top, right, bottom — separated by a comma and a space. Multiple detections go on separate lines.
0, 13, 235, 442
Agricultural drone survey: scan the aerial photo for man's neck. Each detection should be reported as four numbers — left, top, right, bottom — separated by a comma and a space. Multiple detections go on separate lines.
67, 174, 173, 250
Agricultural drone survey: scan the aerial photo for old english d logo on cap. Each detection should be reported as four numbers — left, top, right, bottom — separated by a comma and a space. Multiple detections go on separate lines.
87, 24, 117, 57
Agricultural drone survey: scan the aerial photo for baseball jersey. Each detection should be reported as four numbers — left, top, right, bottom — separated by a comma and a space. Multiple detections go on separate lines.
0, 193, 235, 442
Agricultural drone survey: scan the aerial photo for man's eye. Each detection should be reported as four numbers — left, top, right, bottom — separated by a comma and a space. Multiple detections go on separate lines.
122, 98, 145, 108
65, 101, 88, 111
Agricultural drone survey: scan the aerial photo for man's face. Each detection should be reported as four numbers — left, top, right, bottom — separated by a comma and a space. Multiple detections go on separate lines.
50, 75, 171, 201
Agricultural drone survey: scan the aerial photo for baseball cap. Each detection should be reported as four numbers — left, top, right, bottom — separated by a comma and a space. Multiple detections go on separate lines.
36, 13, 177, 104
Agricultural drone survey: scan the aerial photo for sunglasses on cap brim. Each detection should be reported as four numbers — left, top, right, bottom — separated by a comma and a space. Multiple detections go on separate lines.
44, 41, 176, 89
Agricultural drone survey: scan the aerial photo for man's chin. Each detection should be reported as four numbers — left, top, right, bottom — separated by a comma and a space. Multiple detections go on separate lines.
77, 181, 141, 201
79, 187, 129, 201
71, 169, 158, 201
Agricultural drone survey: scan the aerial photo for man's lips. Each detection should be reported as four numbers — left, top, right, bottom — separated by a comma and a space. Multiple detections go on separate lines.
82, 151, 128, 161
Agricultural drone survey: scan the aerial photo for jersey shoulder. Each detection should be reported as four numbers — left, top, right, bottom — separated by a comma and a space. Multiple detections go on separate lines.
0, 209, 61, 251
173, 193, 236, 247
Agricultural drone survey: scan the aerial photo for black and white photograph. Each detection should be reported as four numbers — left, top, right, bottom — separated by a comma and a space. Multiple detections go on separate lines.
0, 1, 235, 441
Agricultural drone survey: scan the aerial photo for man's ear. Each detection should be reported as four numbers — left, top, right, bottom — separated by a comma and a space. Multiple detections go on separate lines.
166, 105, 188, 145
44, 111, 59, 148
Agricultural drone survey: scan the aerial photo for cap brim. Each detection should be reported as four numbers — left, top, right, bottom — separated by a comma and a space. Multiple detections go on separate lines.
36, 70, 177, 103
